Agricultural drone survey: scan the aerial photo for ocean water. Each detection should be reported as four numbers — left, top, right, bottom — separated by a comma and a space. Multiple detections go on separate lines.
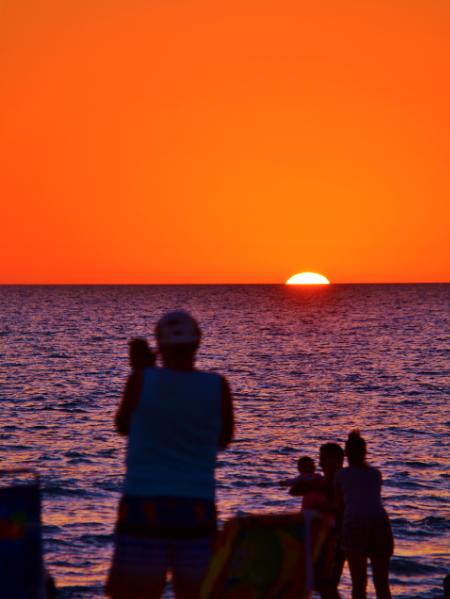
0, 284, 449, 598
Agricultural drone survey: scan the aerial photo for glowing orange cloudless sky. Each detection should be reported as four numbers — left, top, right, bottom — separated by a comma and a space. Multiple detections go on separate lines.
1, 0, 449, 283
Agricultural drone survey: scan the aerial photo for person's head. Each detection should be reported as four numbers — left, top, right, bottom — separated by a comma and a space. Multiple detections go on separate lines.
345, 430, 367, 466
155, 310, 201, 369
129, 338, 155, 370
319, 442, 344, 477
297, 456, 315, 475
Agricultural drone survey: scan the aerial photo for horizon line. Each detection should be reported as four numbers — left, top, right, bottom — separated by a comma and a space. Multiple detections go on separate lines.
0, 281, 449, 286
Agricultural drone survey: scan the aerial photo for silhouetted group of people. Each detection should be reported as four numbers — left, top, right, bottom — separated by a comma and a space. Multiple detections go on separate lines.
280, 437, 393, 598
105, 310, 394, 598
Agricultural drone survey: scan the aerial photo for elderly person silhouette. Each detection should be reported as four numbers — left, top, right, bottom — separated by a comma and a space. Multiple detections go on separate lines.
106, 311, 234, 599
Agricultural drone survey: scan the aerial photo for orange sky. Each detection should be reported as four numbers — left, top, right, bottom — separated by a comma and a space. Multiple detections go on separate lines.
1, 0, 449, 283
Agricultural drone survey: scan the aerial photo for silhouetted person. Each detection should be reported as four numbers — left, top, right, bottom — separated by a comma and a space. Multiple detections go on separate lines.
290, 443, 345, 598
318, 442, 346, 598
280, 455, 316, 486
280, 456, 325, 511
335, 431, 393, 599
106, 311, 234, 599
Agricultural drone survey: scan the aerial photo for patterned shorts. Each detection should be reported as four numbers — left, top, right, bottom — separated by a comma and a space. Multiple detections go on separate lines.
105, 495, 216, 598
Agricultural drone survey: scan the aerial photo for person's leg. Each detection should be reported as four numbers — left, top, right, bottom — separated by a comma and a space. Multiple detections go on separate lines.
109, 572, 166, 598
172, 576, 203, 599
370, 553, 392, 599
106, 535, 168, 599
333, 547, 346, 588
347, 553, 368, 599
319, 544, 345, 599
111, 595, 164, 599
319, 585, 341, 599
315, 528, 344, 599
170, 537, 213, 599
316, 552, 343, 599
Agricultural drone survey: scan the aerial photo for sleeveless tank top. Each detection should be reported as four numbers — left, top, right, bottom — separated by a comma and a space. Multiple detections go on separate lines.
335, 465, 388, 523
124, 367, 222, 500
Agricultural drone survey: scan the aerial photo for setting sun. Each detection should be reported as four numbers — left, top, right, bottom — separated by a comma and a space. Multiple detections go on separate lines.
286, 272, 331, 285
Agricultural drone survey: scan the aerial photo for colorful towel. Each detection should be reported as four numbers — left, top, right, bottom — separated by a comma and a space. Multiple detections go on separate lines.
201, 511, 334, 599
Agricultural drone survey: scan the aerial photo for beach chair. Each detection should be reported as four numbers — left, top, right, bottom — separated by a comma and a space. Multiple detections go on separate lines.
201, 511, 334, 599
0, 469, 46, 599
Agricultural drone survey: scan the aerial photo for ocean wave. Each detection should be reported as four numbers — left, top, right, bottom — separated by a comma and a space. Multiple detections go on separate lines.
78, 532, 113, 546
42, 485, 91, 498
390, 556, 442, 575
55, 584, 103, 598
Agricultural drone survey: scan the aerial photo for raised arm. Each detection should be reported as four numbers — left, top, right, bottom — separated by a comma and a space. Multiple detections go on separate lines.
115, 371, 143, 436
219, 376, 234, 449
